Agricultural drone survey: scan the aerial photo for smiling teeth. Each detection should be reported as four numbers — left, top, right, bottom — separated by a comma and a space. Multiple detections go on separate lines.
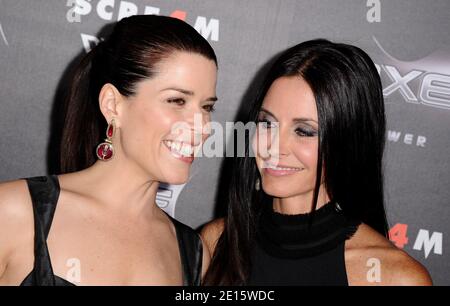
165, 140, 195, 157
265, 164, 303, 171
270, 167, 301, 171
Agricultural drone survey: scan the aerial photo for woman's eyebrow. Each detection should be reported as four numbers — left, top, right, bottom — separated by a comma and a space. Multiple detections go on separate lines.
160, 87, 218, 102
160, 87, 194, 95
293, 118, 318, 124
259, 108, 278, 120
260, 108, 317, 124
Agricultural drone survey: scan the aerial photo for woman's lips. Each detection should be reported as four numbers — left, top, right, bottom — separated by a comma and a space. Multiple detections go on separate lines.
163, 140, 196, 164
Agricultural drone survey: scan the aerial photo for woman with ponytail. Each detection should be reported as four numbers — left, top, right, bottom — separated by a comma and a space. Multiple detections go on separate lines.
0, 15, 218, 286
201, 39, 431, 286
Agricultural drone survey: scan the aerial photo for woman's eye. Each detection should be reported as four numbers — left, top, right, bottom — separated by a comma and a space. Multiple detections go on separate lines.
257, 118, 277, 129
203, 104, 216, 113
295, 128, 317, 137
257, 119, 271, 129
167, 98, 186, 105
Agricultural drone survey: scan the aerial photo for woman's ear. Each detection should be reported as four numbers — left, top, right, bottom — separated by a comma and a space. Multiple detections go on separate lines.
98, 83, 122, 123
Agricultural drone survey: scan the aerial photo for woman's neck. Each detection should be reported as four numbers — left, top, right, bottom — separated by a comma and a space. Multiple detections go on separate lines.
62, 157, 161, 219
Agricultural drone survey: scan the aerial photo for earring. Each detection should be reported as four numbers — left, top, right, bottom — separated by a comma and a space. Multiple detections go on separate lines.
255, 177, 260, 191
96, 119, 115, 161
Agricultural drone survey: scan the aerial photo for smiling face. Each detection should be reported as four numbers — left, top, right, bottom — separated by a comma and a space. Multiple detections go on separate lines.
111, 51, 217, 184
254, 76, 323, 199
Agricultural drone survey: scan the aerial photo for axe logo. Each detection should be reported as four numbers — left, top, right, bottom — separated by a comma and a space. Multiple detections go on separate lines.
373, 37, 450, 110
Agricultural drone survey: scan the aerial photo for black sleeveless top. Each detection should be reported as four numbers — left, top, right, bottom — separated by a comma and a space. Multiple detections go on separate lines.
20, 175, 203, 286
248, 201, 360, 286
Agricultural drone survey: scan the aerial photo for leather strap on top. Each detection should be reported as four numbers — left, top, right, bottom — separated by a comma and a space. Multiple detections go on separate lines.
25, 175, 60, 286
167, 214, 203, 286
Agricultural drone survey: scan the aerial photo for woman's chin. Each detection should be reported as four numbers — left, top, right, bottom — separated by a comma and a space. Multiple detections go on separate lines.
261, 184, 305, 199
159, 173, 189, 185
166, 179, 188, 185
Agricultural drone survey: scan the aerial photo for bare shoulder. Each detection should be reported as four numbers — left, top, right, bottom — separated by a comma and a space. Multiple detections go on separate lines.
200, 217, 225, 255
0, 179, 34, 278
0, 179, 34, 227
346, 223, 432, 286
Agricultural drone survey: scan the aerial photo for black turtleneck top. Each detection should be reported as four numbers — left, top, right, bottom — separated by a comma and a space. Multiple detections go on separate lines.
248, 201, 360, 286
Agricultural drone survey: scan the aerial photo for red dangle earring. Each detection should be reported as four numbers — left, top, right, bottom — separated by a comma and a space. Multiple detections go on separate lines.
96, 119, 115, 161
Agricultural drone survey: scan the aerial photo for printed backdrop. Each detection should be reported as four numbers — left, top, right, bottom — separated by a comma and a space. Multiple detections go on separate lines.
0, 0, 449, 285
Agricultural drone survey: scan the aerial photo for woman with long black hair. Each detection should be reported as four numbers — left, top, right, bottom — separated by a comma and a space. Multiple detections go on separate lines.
0, 15, 218, 285
201, 39, 431, 285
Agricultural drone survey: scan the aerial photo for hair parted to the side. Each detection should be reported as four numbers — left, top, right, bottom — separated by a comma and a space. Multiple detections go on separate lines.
59, 15, 217, 173
204, 39, 388, 285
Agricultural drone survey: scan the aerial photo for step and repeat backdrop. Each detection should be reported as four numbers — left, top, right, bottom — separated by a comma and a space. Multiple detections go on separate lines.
0, 0, 449, 284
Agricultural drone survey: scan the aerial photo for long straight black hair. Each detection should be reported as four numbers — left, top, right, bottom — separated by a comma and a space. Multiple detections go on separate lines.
59, 15, 217, 173
204, 39, 388, 285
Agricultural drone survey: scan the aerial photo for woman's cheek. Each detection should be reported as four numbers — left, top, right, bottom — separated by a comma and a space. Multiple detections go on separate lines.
152, 106, 183, 133
292, 141, 318, 170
